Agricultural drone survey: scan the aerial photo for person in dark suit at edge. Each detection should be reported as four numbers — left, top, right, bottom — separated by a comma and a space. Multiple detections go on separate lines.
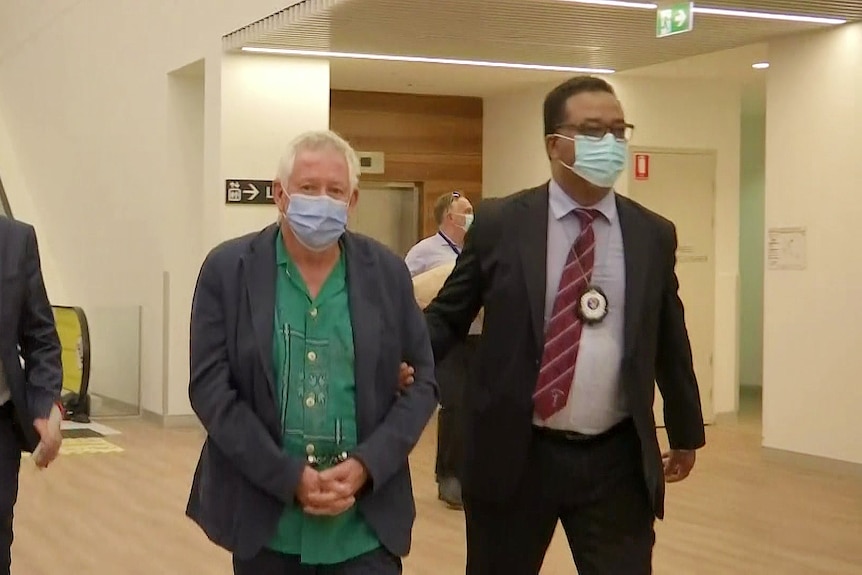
420, 76, 706, 574
0, 216, 64, 575
185, 130, 438, 574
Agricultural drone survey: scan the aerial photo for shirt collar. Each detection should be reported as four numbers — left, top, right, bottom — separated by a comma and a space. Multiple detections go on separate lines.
276, 228, 290, 266
548, 179, 618, 223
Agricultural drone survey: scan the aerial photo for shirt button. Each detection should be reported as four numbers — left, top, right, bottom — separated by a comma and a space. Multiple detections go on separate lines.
306, 443, 315, 455
305, 395, 316, 407
307, 351, 317, 362
309, 308, 318, 318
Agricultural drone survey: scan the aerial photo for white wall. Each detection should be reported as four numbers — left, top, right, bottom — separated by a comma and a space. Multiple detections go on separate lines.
483, 76, 741, 416
0, 108, 65, 303
219, 54, 331, 241
0, 0, 326, 418
764, 22, 862, 465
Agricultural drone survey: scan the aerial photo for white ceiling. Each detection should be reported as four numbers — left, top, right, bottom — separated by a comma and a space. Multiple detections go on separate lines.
221, 0, 857, 97
325, 42, 770, 97
225, 0, 862, 71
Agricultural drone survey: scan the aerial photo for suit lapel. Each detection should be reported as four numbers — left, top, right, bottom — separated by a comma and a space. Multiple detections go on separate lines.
342, 232, 380, 439
242, 225, 279, 397
517, 185, 550, 351
616, 196, 651, 359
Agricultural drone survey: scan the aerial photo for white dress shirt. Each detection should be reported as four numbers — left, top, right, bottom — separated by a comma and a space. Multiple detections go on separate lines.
405, 231, 482, 335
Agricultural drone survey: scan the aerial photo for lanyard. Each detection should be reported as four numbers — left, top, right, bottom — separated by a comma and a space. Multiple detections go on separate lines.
438, 232, 461, 255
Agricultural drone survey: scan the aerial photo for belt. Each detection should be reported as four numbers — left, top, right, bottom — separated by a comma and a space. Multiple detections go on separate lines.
532, 418, 633, 444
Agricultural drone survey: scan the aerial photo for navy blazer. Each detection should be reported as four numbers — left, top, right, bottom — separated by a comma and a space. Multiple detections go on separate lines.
0, 216, 62, 452
185, 224, 439, 561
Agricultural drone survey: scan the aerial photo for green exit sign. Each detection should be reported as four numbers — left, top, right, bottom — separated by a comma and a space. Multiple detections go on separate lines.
656, 2, 694, 38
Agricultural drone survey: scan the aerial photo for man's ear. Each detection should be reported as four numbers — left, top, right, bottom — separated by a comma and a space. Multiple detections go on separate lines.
273, 179, 287, 212
545, 135, 557, 161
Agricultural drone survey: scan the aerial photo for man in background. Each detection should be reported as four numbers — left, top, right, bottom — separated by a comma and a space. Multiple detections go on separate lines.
186, 129, 438, 574
0, 216, 63, 575
405, 191, 473, 277
404, 191, 479, 509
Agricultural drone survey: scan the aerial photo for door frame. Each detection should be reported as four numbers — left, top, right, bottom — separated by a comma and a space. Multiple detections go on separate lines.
627, 146, 718, 425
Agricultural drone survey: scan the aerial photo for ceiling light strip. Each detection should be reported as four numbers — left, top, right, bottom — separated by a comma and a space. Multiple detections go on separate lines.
693, 7, 844, 25
241, 47, 615, 74
560, 0, 846, 24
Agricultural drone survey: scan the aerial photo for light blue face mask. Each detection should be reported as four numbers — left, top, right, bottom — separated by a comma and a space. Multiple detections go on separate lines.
461, 213, 474, 232
556, 133, 627, 189
285, 193, 349, 251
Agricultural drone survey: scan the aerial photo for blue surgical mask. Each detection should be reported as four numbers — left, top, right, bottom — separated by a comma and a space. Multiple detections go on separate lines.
557, 133, 627, 188
285, 193, 349, 251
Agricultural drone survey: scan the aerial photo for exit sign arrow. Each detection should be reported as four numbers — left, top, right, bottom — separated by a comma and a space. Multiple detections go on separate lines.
656, 2, 694, 38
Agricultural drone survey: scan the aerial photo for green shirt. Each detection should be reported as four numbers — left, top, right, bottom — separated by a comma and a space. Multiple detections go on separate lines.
268, 231, 381, 564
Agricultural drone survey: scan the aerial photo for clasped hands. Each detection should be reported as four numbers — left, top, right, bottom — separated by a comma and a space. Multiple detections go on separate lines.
296, 457, 369, 516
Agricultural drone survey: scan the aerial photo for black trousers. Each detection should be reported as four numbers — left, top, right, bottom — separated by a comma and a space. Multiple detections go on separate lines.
463, 419, 655, 575
435, 335, 479, 482
233, 546, 401, 575
0, 403, 20, 575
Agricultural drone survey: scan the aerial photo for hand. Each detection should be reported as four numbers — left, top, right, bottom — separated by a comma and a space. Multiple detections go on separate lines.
32, 404, 63, 469
306, 458, 369, 517
398, 362, 415, 393
296, 465, 356, 517
662, 449, 696, 483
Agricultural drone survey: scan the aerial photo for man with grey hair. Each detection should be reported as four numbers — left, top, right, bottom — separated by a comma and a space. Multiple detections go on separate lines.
186, 129, 438, 574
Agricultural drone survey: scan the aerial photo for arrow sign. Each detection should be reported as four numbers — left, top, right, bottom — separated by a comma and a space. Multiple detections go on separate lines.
225, 179, 275, 205
244, 183, 261, 201
656, 2, 694, 38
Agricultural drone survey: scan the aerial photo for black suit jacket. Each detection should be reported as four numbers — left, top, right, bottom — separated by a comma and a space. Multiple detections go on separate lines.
0, 217, 63, 452
185, 225, 439, 560
424, 184, 705, 518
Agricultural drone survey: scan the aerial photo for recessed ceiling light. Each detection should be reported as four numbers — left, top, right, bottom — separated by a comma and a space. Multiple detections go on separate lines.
752, 62, 770, 69
560, 0, 846, 24
240, 47, 615, 74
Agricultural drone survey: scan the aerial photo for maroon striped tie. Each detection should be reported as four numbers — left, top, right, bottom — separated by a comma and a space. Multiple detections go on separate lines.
533, 208, 602, 419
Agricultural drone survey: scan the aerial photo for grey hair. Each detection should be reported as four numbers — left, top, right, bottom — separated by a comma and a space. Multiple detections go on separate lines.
275, 129, 361, 190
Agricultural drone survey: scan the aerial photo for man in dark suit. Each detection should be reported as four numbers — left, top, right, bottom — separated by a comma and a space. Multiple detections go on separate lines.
186, 129, 438, 575
423, 76, 706, 574
0, 217, 63, 575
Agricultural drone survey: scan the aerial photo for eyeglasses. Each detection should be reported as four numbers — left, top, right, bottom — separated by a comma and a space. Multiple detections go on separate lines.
556, 122, 635, 142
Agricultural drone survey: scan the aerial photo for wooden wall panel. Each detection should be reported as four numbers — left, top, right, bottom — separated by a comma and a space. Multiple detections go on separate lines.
330, 90, 483, 239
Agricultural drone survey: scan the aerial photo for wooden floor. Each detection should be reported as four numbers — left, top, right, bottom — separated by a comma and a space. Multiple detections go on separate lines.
12, 398, 862, 574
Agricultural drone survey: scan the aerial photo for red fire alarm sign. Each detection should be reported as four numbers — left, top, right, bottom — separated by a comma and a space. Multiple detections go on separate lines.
634, 154, 650, 180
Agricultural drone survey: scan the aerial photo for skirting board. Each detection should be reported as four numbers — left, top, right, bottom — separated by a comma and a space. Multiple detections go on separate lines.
762, 446, 862, 478
142, 409, 203, 429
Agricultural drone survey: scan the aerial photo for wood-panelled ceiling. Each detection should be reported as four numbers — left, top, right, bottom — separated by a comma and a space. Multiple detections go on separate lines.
224, 0, 862, 73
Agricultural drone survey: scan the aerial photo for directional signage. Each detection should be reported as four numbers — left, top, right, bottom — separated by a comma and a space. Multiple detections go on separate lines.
225, 179, 274, 205
656, 2, 693, 38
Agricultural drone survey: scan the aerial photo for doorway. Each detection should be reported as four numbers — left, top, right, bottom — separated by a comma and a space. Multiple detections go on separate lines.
350, 182, 420, 257
628, 149, 717, 425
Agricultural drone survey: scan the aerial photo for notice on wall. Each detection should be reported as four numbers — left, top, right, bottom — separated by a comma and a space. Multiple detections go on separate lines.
677, 244, 708, 264
767, 227, 807, 270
